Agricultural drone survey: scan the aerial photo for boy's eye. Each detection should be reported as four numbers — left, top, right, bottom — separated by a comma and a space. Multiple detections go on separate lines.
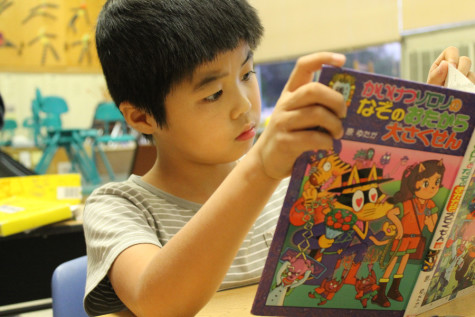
204, 90, 223, 102
242, 70, 256, 81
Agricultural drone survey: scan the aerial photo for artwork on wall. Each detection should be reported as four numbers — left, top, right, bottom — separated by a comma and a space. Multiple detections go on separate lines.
0, 0, 105, 72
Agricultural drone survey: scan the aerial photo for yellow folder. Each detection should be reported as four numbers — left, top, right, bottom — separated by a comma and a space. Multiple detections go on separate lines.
0, 196, 73, 237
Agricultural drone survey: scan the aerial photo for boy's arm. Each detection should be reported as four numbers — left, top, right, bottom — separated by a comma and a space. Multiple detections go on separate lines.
427, 46, 475, 85
108, 52, 347, 317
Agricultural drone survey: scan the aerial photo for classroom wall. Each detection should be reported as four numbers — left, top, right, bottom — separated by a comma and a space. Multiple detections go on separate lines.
250, 0, 399, 62
251, 0, 475, 62
1, 0, 475, 138
0, 73, 107, 134
401, 0, 475, 31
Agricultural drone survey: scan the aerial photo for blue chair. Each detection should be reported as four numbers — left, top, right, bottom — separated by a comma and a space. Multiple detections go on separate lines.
51, 255, 88, 317
91, 102, 137, 181
31, 88, 102, 187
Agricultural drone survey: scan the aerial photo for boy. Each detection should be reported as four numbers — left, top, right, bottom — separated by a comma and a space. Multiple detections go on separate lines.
84, 1, 345, 316
84, 0, 472, 316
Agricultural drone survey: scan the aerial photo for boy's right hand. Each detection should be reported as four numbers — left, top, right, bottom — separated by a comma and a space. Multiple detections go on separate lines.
253, 52, 347, 180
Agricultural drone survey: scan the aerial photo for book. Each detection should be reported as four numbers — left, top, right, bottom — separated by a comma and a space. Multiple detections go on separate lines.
0, 173, 82, 205
252, 64, 475, 316
0, 196, 73, 237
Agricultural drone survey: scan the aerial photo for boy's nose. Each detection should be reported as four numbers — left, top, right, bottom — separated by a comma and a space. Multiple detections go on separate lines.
231, 94, 252, 119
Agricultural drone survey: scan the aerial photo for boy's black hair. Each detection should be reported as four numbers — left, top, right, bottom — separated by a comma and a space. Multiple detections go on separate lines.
96, 0, 264, 129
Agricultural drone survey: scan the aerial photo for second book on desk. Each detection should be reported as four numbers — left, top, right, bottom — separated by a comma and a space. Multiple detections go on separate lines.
252, 65, 475, 317
0, 196, 73, 237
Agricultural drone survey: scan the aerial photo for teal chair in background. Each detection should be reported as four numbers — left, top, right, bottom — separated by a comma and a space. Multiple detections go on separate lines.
0, 118, 17, 146
91, 102, 137, 181
31, 88, 102, 188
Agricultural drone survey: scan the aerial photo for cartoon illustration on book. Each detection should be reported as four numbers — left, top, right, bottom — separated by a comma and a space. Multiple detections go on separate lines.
421, 170, 475, 308
373, 160, 445, 307
292, 164, 394, 284
265, 248, 324, 306
261, 147, 453, 312
252, 65, 475, 316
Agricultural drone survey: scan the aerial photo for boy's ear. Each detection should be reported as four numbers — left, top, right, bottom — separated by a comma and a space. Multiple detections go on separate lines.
119, 102, 157, 134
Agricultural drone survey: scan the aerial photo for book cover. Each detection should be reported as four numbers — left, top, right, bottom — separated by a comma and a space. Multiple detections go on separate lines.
252, 65, 475, 316
0, 196, 73, 237
0, 173, 82, 205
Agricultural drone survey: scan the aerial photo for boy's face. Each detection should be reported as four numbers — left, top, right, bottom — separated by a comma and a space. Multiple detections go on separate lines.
156, 42, 261, 165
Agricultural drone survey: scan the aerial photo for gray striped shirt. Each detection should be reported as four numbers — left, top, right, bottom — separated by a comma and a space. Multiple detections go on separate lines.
83, 174, 289, 316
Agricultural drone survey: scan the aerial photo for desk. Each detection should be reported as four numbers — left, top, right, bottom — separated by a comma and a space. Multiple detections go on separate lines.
0, 219, 86, 314
102, 284, 475, 317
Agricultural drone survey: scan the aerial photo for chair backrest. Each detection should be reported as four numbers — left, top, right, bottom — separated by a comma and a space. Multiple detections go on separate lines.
34, 87, 69, 124
30, 88, 69, 146
94, 102, 127, 135
41, 96, 69, 117
51, 255, 88, 317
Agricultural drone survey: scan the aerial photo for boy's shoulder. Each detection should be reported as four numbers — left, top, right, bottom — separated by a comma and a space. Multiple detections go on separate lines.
87, 175, 204, 212
88, 175, 144, 198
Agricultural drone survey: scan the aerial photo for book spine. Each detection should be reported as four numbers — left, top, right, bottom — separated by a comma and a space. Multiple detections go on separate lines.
404, 130, 475, 317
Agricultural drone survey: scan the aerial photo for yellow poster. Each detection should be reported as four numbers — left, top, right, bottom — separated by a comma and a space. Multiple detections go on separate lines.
0, 0, 105, 72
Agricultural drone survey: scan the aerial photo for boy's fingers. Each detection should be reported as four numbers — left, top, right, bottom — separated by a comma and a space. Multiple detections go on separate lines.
468, 71, 475, 85
284, 82, 346, 118
427, 61, 448, 86
432, 46, 459, 70
427, 47, 460, 85
292, 129, 336, 152
285, 105, 344, 139
285, 52, 346, 93
457, 56, 472, 76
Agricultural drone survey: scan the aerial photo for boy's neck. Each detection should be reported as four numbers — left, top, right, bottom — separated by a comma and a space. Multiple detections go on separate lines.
141, 155, 237, 204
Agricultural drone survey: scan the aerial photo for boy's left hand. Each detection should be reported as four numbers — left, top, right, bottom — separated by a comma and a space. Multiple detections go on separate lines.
427, 46, 475, 85
252, 52, 347, 180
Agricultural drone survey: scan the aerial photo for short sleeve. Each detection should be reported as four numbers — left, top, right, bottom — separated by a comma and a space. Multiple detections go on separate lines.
83, 186, 160, 316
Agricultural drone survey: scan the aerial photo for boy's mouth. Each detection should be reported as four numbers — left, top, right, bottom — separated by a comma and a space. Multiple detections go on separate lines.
236, 123, 256, 141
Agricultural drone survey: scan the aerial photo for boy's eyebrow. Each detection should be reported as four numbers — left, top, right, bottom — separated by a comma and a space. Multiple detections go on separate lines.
242, 50, 254, 67
193, 72, 228, 92
193, 50, 254, 92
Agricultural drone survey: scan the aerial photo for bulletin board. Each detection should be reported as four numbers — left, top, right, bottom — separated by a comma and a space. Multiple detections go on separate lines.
0, 0, 105, 73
